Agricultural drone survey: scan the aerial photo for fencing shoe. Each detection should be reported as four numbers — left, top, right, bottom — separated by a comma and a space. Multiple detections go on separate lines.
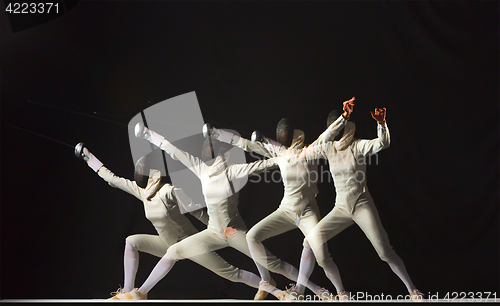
274, 289, 294, 301
336, 290, 351, 302
107, 287, 126, 300
285, 283, 304, 301
107, 288, 146, 301
410, 289, 424, 302
254, 278, 277, 300
317, 288, 335, 301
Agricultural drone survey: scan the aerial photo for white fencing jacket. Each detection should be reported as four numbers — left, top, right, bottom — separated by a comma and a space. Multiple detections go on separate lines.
229, 116, 348, 216
303, 121, 390, 213
158, 139, 279, 234
97, 166, 209, 248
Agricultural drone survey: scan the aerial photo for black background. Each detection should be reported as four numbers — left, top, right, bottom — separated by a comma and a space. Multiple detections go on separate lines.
1, 0, 498, 300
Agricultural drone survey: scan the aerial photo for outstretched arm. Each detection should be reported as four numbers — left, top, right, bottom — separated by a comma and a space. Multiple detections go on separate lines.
298, 142, 329, 162
75, 143, 142, 200
355, 108, 390, 156
135, 123, 204, 177
203, 124, 278, 158
97, 167, 143, 200
228, 157, 280, 180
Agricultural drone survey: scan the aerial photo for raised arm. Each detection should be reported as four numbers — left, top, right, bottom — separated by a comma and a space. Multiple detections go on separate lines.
310, 97, 355, 145
311, 116, 348, 145
354, 108, 390, 156
97, 167, 143, 200
134, 123, 204, 177
74, 143, 142, 200
233, 135, 279, 158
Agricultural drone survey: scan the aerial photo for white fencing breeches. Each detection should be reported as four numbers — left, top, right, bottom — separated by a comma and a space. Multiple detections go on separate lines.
246, 207, 331, 271
305, 193, 396, 268
126, 234, 169, 258
166, 228, 283, 280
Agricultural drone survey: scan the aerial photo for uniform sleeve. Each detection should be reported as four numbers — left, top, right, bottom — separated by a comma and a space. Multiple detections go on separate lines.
159, 184, 175, 202
159, 139, 204, 178
188, 208, 209, 226
231, 136, 279, 158
310, 115, 347, 146
171, 187, 209, 225
97, 166, 143, 200
353, 122, 390, 156
300, 142, 329, 162
228, 157, 279, 180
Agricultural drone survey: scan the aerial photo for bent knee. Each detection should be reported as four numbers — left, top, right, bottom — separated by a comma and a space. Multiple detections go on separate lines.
125, 236, 139, 250
246, 228, 264, 243
378, 248, 396, 262
165, 245, 178, 260
219, 267, 243, 282
317, 258, 333, 269
302, 238, 311, 248
315, 252, 335, 268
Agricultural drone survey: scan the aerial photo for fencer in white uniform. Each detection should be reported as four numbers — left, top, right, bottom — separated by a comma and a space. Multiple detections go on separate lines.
110, 123, 310, 301
75, 144, 270, 300
301, 107, 424, 300
204, 99, 354, 301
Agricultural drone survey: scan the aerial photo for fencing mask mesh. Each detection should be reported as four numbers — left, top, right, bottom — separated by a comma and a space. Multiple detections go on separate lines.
327, 110, 340, 128
276, 118, 294, 147
201, 136, 234, 166
335, 121, 356, 151
134, 148, 170, 188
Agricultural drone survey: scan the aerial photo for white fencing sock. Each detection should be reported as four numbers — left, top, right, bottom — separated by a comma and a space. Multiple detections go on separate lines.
322, 259, 345, 294
386, 253, 416, 293
248, 237, 322, 294
296, 247, 321, 295
277, 260, 322, 295
138, 254, 176, 295
123, 240, 139, 292
247, 240, 272, 282
239, 270, 261, 288
277, 260, 299, 281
